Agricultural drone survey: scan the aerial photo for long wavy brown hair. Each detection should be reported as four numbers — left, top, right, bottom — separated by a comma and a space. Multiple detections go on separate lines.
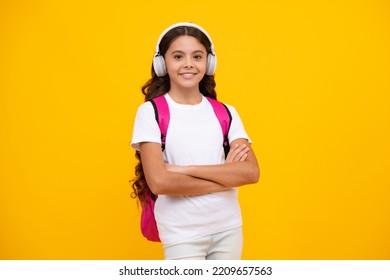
131, 25, 218, 205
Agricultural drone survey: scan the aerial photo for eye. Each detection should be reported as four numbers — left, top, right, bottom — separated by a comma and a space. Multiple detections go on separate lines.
173, 55, 182, 60
194, 55, 203, 60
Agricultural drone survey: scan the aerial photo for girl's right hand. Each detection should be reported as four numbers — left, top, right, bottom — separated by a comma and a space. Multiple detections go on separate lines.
225, 144, 250, 163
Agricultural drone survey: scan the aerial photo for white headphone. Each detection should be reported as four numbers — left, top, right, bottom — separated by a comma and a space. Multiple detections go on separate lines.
152, 22, 217, 77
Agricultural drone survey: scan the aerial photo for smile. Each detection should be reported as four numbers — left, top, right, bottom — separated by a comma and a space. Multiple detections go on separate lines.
179, 73, 197, 77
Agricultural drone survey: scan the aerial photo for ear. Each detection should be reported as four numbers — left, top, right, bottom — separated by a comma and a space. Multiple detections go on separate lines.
153, 55, 167, 77
206, 53, 217, 75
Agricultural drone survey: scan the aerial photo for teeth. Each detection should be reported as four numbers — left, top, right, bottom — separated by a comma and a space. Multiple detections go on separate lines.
181, 73, 195, 76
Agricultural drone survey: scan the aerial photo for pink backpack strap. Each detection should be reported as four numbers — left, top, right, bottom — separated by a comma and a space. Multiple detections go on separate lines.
140, 95, 170, 243
206, 97, 232, 157
150, 95, 170, 151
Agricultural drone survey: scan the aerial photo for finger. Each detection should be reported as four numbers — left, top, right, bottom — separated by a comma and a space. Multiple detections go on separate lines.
228, 144, 244, 161
235, 146, 249, 161
240, 152, 248, 162
225, 144, 239, 162
230, 144, 249, 162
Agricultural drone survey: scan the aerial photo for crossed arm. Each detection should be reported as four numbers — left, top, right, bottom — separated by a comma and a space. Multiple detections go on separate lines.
139, 138, 260, 196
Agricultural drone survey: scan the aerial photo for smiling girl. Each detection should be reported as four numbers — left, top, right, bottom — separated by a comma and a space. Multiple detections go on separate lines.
131, 22, 259, 260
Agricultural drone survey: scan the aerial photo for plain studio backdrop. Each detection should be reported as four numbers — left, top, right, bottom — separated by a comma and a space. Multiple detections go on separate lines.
1, 0, 389, 260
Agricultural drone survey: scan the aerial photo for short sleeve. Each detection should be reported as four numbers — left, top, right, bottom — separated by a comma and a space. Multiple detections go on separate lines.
225, 104, 252, 144
131, 102, 161, 150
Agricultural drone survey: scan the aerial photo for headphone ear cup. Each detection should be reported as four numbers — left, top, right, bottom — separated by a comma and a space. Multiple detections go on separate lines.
153, 55, 167, 77
206, 53, 217, 75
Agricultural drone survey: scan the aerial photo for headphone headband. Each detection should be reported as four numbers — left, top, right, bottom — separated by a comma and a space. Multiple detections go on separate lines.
154, 22, 215, 56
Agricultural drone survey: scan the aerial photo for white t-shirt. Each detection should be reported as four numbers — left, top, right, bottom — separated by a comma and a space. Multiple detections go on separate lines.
131, 93, 251, 245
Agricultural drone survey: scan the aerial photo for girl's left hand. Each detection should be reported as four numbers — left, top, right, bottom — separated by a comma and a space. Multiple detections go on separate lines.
225, 144, 250, 163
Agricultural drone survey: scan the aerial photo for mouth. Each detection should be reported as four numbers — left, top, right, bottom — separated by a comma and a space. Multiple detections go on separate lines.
179, 72, 197, 77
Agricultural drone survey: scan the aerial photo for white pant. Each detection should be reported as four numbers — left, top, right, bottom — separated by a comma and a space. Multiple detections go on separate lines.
163, 227, 243, 260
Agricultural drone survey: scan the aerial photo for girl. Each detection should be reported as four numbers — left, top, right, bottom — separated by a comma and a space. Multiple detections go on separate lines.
131, 22, 259, 260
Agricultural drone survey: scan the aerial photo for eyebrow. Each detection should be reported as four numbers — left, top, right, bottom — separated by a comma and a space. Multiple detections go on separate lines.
170, 50, 205, 55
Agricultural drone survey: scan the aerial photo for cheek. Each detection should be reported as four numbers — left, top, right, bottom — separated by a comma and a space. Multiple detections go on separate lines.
197, 60, 207, 71
165, 60, 179, 72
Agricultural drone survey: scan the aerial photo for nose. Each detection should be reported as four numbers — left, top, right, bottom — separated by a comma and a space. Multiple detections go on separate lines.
184, 56, 194, 68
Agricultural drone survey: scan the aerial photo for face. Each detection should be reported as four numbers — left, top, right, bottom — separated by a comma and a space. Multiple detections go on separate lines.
164, 35, 207, 92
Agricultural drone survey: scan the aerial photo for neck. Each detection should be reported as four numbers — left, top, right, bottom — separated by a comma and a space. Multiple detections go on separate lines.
168, 88, 203, 105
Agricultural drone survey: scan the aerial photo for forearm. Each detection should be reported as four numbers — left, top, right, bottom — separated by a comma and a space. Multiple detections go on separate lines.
172, 161, 259, 188
167, 141, 260, 187
139, 141, 258, 195
146, 169, 231, 195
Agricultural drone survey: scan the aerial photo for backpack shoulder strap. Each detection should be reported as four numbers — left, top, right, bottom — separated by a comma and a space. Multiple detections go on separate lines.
150, 95, 232, 156
205, 97, 232, 157
149, 95, 170, 151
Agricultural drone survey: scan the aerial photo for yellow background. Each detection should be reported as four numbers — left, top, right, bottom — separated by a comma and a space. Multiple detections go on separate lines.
1, 0, 389, 260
